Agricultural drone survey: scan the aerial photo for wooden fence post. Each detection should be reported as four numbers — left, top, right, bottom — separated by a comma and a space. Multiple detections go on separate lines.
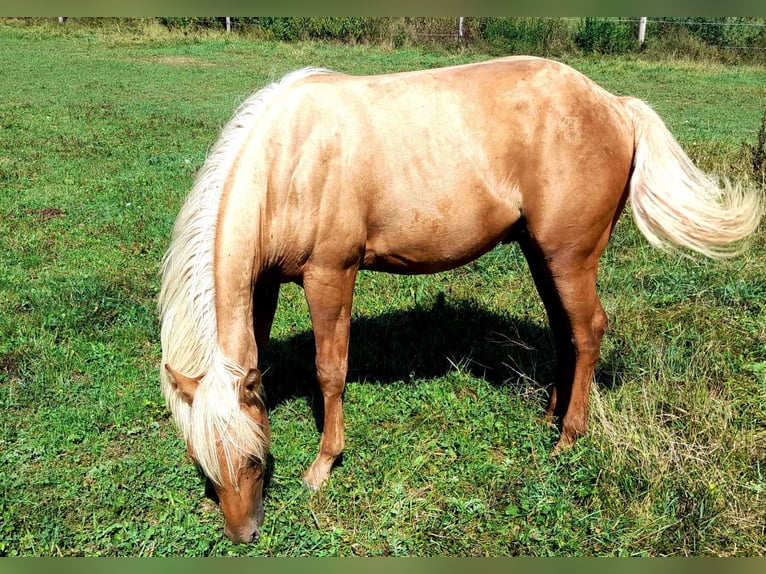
638, 17, 647, 44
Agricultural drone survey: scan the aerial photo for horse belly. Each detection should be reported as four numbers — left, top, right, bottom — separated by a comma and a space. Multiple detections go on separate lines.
362, 193, 521, 274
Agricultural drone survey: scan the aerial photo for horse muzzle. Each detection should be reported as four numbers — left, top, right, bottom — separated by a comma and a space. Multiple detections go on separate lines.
224, 522, 261, 544
222, 496, 264, 544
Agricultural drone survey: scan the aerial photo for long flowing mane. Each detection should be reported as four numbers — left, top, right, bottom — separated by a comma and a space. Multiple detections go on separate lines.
158, 67, 332, 485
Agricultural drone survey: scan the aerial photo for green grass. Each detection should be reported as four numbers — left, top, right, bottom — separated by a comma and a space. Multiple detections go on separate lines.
1, 21, 764, 556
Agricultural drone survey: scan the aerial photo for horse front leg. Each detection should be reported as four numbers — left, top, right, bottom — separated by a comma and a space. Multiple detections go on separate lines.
253, 279, 281, 353
301, 264, 357, 490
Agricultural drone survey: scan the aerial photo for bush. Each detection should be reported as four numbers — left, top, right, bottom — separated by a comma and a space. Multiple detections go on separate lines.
478, 17, 577, 56
646, 17, 766, 64
745, 108, 766, 188
158, 17, 222, 31
574, 17, 637, 55
233, 17, 388, 44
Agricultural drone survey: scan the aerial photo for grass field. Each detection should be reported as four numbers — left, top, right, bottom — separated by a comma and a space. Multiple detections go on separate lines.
0, 21, 764, 556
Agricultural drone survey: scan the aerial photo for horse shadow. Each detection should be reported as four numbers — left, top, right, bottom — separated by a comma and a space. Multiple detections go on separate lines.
202, 293, 629, 503
259, 293, 629, 424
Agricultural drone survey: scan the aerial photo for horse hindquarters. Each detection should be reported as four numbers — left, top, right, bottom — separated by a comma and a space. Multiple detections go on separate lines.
514, 105, 634, 451
520, 96, 763, 451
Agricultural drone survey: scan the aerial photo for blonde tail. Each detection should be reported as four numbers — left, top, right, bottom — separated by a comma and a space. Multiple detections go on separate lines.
623, 97, 762, 258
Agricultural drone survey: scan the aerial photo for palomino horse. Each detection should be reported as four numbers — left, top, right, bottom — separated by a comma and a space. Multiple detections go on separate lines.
159, 56, 761, 542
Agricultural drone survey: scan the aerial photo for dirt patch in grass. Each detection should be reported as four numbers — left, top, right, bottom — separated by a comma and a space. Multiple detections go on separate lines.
131, 56, 216, 67
25, 207, 65, 220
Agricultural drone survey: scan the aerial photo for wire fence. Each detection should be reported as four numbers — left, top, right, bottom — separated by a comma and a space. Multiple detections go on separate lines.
461, 16, 766, 59
599, 17, 766, 52
51, 17, 766, 58
438, 17, 766, 53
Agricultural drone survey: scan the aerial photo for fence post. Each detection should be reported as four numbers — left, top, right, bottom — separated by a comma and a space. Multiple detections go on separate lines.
638, 17, 647, 44
458, 17, 464, 40
226, 17, 231, 33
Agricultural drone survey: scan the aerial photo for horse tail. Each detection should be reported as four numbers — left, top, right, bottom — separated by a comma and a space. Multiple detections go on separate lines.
622, 97, 762, 258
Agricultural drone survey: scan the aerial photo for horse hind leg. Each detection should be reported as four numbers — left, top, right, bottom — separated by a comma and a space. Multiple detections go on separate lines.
552, 283, 607, 451
519, 235, 609, 452
301, 264, 357, 490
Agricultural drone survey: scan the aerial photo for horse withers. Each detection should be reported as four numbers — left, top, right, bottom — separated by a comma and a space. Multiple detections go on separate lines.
158, 56, 762, 543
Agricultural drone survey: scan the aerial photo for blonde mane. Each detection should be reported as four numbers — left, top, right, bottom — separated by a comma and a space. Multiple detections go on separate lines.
158, 68, 333, 485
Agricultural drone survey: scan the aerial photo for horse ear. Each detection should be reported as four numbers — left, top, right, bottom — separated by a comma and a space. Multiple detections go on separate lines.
165, 364, 202, 404
240, 369, 263, 407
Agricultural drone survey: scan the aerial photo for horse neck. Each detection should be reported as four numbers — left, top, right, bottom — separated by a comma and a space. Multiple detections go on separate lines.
213, 171, 268, 370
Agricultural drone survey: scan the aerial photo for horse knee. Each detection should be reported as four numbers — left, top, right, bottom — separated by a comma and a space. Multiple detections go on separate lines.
592, 306, 608, 338
572, 330, 601, 361
315, 351, 347, 386
574, 307, 608, 360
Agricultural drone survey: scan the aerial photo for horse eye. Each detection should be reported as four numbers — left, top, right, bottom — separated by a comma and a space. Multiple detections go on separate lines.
247, 457, 263, 473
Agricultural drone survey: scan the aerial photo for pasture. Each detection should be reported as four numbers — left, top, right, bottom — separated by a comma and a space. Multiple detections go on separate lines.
0, 21, 764, 556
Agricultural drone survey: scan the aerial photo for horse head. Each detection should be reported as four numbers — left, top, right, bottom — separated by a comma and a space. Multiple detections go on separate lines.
165, 364, 270, 544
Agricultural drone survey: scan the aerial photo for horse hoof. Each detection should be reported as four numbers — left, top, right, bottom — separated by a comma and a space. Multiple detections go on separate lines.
303, 467, 329, 491
541, 413, 557, 429
552, 436, 575, 456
